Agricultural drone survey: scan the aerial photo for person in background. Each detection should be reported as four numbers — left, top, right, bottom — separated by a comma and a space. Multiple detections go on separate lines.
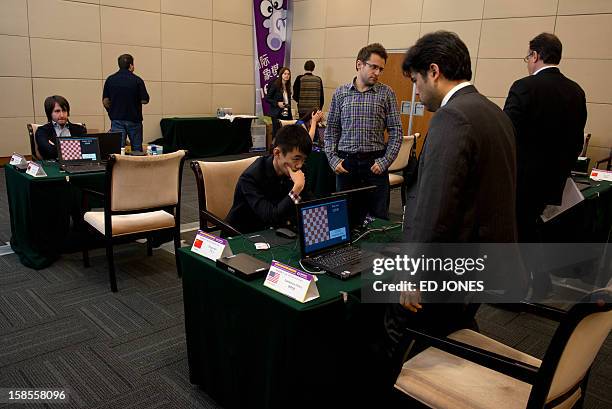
296, 108, 324, 144
226, 124, 312, 234
503, 33, 587, 298
324, 43, 402, 220
266, 67, 293, 137
103, 54, 149, 153
293, 60, 324, 117
35, 95, 87, 160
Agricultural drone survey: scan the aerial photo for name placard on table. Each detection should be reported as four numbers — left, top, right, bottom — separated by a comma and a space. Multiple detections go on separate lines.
591, 168, 612, 182
25, 162, 47, 177
191, 230, 233, 261
264, 260, 319, 303
10, 153, 28, 169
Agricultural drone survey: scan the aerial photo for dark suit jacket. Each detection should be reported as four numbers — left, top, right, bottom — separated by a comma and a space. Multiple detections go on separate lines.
225, 155, 298, 234
35, 122, 87, 159
404, 85, 517, 243
503, 67, 586, 211
265, 82, 292, 119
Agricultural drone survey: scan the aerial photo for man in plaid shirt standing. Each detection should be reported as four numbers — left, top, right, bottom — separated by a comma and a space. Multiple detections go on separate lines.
324, 43, 403, 220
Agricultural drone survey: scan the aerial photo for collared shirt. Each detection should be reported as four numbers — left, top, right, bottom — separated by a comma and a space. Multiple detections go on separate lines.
53, 121, 71, 137
440, 81, 472, 107
324, 78, 403, 171
532, 65, 558, 76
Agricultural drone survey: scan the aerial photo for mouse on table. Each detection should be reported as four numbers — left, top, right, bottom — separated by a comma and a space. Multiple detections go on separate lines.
275, 227, 297, 239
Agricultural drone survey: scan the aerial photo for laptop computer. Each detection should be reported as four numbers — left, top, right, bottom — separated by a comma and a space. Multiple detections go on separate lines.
297, 195, 380, 280
88, 131, 122, 161
57, 136, 106, 174
331, 185, 377, 230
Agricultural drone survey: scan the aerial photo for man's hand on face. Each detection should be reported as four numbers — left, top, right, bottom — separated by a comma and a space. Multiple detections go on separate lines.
335, 160, 349, 175
286, 164, 305, 195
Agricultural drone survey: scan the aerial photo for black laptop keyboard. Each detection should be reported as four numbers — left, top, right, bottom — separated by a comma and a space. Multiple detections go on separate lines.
62, 164, 105, 174
311, 245, 364, 271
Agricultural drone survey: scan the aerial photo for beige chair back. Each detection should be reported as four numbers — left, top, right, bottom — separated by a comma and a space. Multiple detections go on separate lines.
110, 150, 186, 212
388, 134, 416, 172
547, 308, 612, 402
197, 156, 258, 219
27, 123, 42, 159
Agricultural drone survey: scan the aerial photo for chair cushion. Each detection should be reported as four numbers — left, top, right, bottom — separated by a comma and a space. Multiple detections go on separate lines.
448, 329, 542, 367
394, 329, 544, 409
84, 210, 175, 236
389, 173, 404, 187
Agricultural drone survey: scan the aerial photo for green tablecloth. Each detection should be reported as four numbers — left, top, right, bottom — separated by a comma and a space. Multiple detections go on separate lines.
180, 220, 400, 409
159, 117, 253, 158
5, 162, 105, 269
541, 180, 612, 243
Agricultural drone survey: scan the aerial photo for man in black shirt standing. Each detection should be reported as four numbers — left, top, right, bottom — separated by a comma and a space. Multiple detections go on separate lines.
103, 54, 149, 152
226, 125, 312, 234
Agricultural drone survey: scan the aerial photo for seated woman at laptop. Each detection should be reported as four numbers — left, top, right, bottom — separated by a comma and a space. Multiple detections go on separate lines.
35, 95, 87, 159
226, 125, 312, 233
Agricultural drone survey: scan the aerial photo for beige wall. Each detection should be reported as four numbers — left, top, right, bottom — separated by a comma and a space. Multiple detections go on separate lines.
291, 0, 612, 161
0, 0, 255, 156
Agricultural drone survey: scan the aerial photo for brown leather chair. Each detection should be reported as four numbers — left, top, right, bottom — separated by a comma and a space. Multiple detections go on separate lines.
191, 156, 259, 236
394, 288, 612, 409
82, 150, 187, 292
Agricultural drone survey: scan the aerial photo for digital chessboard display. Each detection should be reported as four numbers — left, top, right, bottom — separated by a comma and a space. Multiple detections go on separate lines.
300, 198, 349, 254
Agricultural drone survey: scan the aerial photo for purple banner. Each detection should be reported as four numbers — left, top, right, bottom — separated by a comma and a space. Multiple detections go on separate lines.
253, 0, 293, 116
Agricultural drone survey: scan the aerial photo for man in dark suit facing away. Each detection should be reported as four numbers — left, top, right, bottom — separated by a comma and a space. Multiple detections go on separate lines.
504, 33, 587, 241
360, 31, 523, 404
503, 33, 587, 297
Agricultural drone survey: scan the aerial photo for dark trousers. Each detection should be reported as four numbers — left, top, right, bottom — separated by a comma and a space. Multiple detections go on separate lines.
347, 303, 480, 406
336, 152, 389, 220
517, 203, 551, 299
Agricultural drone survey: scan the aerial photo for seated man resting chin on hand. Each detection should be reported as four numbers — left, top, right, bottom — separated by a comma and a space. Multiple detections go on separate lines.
225, 124, 313, 234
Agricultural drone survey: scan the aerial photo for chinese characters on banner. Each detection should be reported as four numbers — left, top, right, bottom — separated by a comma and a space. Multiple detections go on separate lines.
253, 0, 293, 115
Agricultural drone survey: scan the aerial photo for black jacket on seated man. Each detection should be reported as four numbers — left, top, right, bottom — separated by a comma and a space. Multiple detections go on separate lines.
226, 124, 313, 234
226, 155, 302, 233
35, 122, 87, 160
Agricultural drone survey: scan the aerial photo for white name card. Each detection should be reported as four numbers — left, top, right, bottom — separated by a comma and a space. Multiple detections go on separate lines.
25, 162, 47, 177
191, 230, 233, 261
263, 260, 319, 303
590, 168, 612, 182
10, 153, 28, 169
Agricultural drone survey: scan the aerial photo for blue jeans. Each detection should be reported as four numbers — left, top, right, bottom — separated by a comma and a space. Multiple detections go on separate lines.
111, 120, 143, 152
336, 156, 390, 220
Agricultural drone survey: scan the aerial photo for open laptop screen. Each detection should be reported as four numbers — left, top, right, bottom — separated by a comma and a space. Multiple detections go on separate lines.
58, 137, 99, 162
298, 197, 350, 255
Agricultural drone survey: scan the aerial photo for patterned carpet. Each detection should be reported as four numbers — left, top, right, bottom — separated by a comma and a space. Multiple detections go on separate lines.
0, 161, 610, 408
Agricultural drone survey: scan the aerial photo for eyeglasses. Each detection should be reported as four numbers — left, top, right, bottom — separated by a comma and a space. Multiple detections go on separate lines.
523, 51, 534, 63
364, 61, 385, 73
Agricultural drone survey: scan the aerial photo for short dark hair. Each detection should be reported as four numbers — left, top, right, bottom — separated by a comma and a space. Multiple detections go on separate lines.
118, 54, 134, 70
44, 95, 70, 122
529, 33, 562, 64
304, 60, 315, 71
402, 31, 472, 81
273, 124, 312, 156
357, 43, 388, 63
